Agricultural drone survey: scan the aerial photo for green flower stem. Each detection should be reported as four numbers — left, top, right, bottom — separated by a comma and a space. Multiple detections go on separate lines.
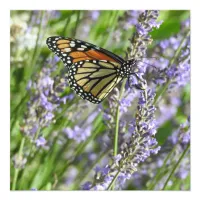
72, 150, 108, 190
110, 79, 127, 190
73, 11, 81, 37
17, 127, 41, 189
12, 169, 19, 190
26, 11, 45, 80
114, 107, 120, 157
57, 122, 103, 179
148, 143, 178, 190
114, 79, 126, 157
107, 170, 121, 190
12, 137, 25, 190
102, 11, 119, 48
154, 30, 190, 105
25, 127, 41, 163
54, 99, 79, 122
162, 143, 190, 190
112, 87, 147, 190
11, 93, 29, 134
61, 13, 72, 36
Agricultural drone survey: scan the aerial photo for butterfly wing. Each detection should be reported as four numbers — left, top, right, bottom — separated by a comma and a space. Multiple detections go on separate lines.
46, 36, 124, 67
46, 36, 124, 103
68, 60, 123, 104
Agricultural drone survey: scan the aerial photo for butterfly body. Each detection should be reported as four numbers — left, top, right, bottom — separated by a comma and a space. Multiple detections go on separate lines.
46, 36, 136, 104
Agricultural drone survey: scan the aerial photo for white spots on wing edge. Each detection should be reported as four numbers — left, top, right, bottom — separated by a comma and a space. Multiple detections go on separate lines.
64, 48, 71, 52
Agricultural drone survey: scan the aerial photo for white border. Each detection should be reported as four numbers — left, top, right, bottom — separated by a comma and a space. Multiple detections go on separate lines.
7, 0, 195, 10
1, 0, 199, 200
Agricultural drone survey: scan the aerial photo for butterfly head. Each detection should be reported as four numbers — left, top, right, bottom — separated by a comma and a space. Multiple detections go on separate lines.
119, 59, 137, 78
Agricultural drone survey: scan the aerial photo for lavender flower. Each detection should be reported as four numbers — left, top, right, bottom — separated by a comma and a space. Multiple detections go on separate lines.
21, 56, 72, 141
156, 95, 182, 126
65, 167, 78, 187
90, 10, 100, 21
169, 118, 190, 146
119, 88, 138, 113
148, 18, 190, 91
30, 188, 37, 191
35, 136, 46, 147
63, 125, 92, 143
112, 10, 142, 42
176, 168, 189, 180
122, 10, 142, 30
128, 10, 163, 59
82, 11, 163, 190
140, 119, 190, 190
82, 89, 160, 190
12, 154, 27, 169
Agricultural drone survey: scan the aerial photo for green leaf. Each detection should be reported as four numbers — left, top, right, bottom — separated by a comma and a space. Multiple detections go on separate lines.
156, 121, 174, 145
151, 20, 181, 40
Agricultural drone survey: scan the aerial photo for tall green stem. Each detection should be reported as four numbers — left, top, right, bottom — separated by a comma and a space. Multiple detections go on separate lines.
111, 80, 127, 190
114, 107, 120, 157
162, 143, 190, 190
12, 137, 25, 190
114, 80, 126, 157
148, 143, 178, 190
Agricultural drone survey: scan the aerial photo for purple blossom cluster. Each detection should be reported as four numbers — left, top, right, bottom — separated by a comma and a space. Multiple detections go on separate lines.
130, 118, 190, 190
101, 10, 163, 131
63, 125, 92, 143
156, 95, 182, 127
89, 10, 100, 21
81, 11, 164, 190
21, 56, 72, 139
112, 10, 142, 42
76, 10, 101, 40
126, 11, 163, 91
119, 88, 138, 113
119, 10, 142, 30
168, 118, 190, 146
128, 10, 163, 59
146, 18, 190, 91
82, 89, 160, 190
35, 136, 47, 147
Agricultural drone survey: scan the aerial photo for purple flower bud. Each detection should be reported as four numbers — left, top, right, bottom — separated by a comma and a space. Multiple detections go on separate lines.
35, 136, 46, 147
90, 11, 100, 20
63, 125, 91, 143
176, 169, 189, 179
30, 188, 37, 191
82, 182, 92, 190
136, 24, 149, 35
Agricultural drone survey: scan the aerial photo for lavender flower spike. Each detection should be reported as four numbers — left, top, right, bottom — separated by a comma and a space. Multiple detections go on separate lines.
82, 89, 160, 190
82, 10, 162, 190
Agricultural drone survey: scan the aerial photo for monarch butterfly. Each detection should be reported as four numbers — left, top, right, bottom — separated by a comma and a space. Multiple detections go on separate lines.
46, 36, 144, 104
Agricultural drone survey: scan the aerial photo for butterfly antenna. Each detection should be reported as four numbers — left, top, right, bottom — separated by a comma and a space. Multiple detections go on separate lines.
139, 56, 159, 60
137, 60, 158, 69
